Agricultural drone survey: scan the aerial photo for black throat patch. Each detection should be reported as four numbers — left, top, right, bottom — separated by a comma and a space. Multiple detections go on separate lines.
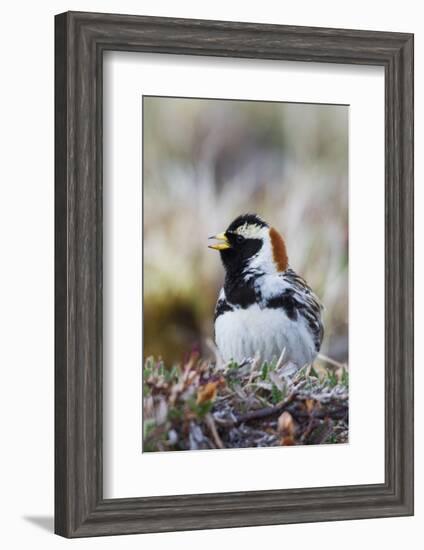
220, 237, 263, 310
219, 237, 263, 275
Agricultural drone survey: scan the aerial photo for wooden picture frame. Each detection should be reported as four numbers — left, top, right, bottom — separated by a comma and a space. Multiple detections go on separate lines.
55, 11, 414, 537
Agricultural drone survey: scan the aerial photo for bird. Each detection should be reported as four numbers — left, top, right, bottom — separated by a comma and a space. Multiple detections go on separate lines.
208, 213, 324, 368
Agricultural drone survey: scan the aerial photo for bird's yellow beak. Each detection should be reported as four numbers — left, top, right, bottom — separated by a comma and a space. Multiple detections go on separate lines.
208, 232, 231, 250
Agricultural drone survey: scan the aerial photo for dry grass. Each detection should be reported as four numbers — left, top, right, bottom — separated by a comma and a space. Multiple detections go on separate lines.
143, 350, 349, 452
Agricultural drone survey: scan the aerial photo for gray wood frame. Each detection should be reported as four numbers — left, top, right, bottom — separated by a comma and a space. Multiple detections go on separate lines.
55, 11, 414, 538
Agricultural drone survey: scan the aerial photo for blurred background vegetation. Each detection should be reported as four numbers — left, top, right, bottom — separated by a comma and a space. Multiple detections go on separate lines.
143, 96, 348, 366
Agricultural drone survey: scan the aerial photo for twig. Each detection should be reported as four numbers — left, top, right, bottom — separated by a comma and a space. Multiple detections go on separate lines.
286, 402, 348, 421
275, 347, 286, 370
247, 353, 261, 385
235, 406, 283, 424
317, 353, 347, 370
205, 413, 225, 449
234, 397, 348, 425
235, 401, 291, 425
206, 338, 224, 370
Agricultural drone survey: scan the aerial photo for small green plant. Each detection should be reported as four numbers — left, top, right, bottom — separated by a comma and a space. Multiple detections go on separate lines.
261, 361, 269, 380
327, 369, 338, 387
340, 367, 349, 387
271, 384, 284, 404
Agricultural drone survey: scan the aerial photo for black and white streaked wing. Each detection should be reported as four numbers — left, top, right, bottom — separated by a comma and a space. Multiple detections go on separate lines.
280, 268, 324, 352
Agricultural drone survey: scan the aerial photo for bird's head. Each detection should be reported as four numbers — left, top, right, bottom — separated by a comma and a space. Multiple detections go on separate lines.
208, 214, 288, 276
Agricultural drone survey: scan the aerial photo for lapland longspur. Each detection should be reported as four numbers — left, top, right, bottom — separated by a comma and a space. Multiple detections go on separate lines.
209, 214, 324, 367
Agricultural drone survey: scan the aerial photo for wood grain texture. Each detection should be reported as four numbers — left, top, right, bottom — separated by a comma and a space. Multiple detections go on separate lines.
54, 11, 414, 538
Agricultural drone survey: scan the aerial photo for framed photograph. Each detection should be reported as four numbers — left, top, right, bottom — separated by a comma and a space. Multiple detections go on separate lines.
55, 11, 414, 537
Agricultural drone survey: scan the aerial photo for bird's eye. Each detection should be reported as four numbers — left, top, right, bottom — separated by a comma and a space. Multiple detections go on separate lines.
236, 235, 244, 244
